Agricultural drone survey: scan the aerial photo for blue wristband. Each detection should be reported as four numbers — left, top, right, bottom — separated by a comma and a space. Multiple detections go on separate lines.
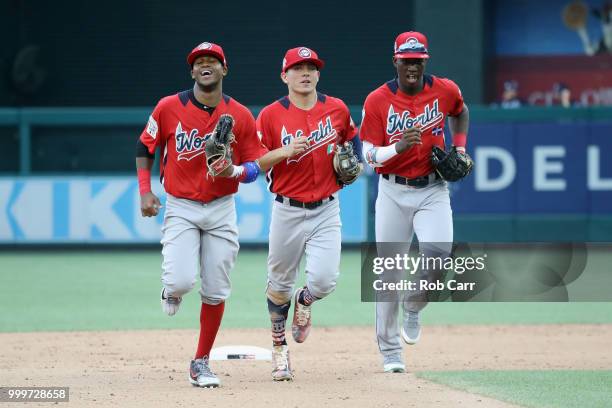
240, 161, 260, 183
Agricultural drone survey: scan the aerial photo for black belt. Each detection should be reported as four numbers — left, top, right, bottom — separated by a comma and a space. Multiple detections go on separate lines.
275, 194, 334, 209
382, 173, 441, 188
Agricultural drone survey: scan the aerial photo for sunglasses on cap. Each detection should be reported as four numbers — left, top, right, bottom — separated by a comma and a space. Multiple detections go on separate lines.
396, 41, 428, 54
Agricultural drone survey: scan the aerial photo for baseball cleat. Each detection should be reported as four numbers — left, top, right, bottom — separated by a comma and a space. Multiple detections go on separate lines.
401, 311, 421, 345
271, 345, 293, 381
383, 354, 406, 373
161, 288, 182, 316
189, 357, 220, 388
291, 288, 312, 343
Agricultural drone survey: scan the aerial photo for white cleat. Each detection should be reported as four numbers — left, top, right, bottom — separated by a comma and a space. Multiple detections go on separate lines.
189, 357, 220, 388
161, 288, 182, 316
401, 311, 421, 345
383, 354, 406, 373
271, 345, 293, 381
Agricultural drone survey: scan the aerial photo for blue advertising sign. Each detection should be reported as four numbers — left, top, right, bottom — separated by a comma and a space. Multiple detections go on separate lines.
451, 122, 612, 214
0, 177, 367, 244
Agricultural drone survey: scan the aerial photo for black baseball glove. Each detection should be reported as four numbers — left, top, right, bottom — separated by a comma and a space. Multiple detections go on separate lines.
431, 145, 474, 182
205, 115, 235, 177
333, 141, 363, 186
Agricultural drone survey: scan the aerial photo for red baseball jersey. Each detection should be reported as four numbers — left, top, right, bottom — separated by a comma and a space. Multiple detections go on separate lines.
360, 75, 464, 178
256, 93, 358, 202
139, 89, 267, 202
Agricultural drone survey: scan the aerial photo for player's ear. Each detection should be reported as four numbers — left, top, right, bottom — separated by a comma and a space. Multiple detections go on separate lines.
222, 66, 228, 77
280, 71, 288, 84
392, 57, 398, 69
190, 66, 196, 80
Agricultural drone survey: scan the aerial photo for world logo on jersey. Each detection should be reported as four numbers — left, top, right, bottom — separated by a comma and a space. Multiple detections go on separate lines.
175, 121, 212, 161
281, 116, 337, 163
386, 100, 444, 142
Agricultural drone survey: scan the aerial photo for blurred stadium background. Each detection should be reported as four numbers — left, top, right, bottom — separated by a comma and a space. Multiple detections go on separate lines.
1, 0, 611, 244
1, 0, 612, 407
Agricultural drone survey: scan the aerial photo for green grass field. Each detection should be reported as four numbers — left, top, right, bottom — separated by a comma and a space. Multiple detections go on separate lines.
417, 371, 612, 408
1, 249, 611, 407
2, 249, 612, 332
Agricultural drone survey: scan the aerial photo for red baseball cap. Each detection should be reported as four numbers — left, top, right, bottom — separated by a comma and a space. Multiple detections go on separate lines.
394, 32, 429, 59
187, 42, 227, 67
282, 47, 325, 72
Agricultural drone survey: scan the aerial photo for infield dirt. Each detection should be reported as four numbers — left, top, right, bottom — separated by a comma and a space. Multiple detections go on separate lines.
1, 324, 611, 407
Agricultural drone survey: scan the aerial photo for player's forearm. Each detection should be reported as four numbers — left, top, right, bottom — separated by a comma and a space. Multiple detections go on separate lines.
448, 104, 469, 150
257, 147, 291, 172
136, 157, 155, 171
363, 141, 402, 168
135, 138, 155, 170
136, 131, 156, 193
136, 157, 155, 195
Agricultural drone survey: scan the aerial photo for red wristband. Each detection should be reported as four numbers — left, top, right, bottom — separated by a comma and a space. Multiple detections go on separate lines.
137, 168, 152, 195
452, 132, 467, 148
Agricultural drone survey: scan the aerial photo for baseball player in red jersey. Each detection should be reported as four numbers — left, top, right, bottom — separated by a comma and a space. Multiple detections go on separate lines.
256, 47, 363, 381
360, 32, 470, 373
136, 42, 307, 388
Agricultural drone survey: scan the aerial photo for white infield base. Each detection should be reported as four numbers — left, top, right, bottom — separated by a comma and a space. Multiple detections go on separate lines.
209, 345, 272, 361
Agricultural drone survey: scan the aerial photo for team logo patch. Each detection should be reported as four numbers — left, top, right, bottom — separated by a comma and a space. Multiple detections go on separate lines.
198, 42, 213, 50
327, 143, 335, 154
405, 38, 420, 49
298, 47, 312, 58
146, 115, 158, 139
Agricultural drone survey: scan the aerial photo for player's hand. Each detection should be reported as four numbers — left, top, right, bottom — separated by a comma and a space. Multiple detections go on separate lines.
284, 136, 309, 158
140, 192, 162, 217
396, 127, 422, 153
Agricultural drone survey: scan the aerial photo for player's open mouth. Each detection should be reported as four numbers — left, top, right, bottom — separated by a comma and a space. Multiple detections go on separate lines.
201, 70, 212, 77
300, 80, 311, 85
407, 74, 418, 81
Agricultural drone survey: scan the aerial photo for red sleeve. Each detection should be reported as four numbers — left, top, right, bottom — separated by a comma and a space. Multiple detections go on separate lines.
139, 101, 163, 154
358, 93, 384, 145
235, 107, 268, 163
256, 107, 274, 150
339, 100, 358, 143
446, 79, 465, 117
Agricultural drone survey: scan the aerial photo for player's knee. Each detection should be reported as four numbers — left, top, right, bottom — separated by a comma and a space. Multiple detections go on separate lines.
307, 275, 338, 299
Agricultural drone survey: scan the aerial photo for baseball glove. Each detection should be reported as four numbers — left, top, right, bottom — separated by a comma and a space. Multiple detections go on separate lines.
333, 141, 363, 186
431, 145, 474, 182
205, 115, 235, 177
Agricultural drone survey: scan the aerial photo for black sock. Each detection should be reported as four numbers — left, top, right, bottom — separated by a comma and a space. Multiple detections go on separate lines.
267, 298, 290, 346
298, 286, 317, 306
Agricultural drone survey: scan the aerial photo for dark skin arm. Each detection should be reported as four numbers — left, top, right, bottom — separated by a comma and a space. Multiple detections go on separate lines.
136, 157, 162, 217
448, 103, 469, 145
